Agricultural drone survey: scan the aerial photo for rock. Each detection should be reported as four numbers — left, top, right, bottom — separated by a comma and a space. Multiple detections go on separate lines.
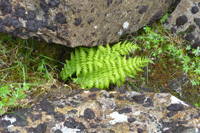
0, 90, 199, 132
165, 0, 200, 49
0, 0, 178, 47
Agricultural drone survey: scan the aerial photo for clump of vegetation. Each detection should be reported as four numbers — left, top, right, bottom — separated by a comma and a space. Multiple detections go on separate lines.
0, 34, 65, 115
129, 23, 199, 107
61, 42, 152, 89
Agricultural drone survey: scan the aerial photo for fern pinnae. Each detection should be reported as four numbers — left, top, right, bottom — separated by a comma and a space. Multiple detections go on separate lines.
106, 59, 116, 84
115, 56, 126, 83
122, 57, 131, 75
102, 61, 112, 88
134, 57, 145, 72
98, 45, 106, 52
61, 58, 75, 81
112, 41, 121, 51
99, 77, 105, 90
87, 47, 96, 73
74, 48, 81, 76
93, 50, 103, 70
121, 41, 130, 55
79, 47, 88, 76
105, 44, 112, 55
126, 58, 137, 75
87, 47, 95, 62
114, 41, 135, 56
70, 52, 76, 73
134, 57, 149, 72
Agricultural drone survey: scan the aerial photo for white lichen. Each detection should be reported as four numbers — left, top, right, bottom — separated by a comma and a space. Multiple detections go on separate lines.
84, 91, 90, 93
2, 115, 16, 124
109, 112, 128, 124
123, 21, 129, 29
170, 95, 189, 106
51, 123, 80, 133
118, 30, 123, 36
94, 25, 98, 29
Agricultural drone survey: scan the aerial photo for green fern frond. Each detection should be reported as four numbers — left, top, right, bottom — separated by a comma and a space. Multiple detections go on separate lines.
112, 41, 140, 55
61, 41, 153, 89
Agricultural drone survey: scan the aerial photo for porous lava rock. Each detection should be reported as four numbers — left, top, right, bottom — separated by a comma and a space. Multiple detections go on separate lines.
0, 0, 178, 47
0, 90, 199, 132
165, 0, 200, 49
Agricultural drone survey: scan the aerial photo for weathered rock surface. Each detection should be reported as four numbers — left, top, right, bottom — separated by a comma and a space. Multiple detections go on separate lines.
165, 0, 200, 48
0, 89, 199, 133
0, 0, 178, 47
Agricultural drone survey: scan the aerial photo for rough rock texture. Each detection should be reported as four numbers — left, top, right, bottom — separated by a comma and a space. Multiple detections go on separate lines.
165, 0, 200, 48
0, 0, 178, 47
0, 90, 199, 133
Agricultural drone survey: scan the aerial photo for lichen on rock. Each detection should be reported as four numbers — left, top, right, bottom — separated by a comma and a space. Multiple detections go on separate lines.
0, 90, 199, 132
165, 0, 200, 49
0, 0, 177, 47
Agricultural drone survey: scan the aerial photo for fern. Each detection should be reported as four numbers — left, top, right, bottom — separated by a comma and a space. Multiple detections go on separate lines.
61, 41, 153, 89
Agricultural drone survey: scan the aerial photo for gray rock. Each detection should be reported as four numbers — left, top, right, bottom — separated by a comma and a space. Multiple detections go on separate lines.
0, 90, 199, 132
0, 0, 178, 47
165, 0, 200, 49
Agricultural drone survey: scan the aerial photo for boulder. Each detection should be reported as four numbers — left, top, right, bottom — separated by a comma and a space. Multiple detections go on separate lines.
165, 0, 200, 48
0, 0, 178, 47
0, 90, 199, 132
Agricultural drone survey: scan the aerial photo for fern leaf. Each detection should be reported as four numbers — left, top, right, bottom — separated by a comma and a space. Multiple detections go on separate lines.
87, 47, 95, 60
61, 41, 153, 90
127, 58, 138, 75
74, 48, 81, 76
61, 60, 75, 81
95, 77, 100, 89
122, 57, 131, 74
113, 68, 120, 83
135, 57, 149, 71
105, 44, 112, 56
112, 41, 136, 55
99, 78, 104, 90
116, 80, 122, 87
70, 52, 76, 70
87, 47, 97, 73
87, 61, 93, 73
79, 47, 88, 76
112, 42, 121, 51
93, 50, 102, 70
132, 57, 144, 72
104, 76, 110, 88
88, 79, 94, 89
98, 45, 106, 53
116, 56, 126, 82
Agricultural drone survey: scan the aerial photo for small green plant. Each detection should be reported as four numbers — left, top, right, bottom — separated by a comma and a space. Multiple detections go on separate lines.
160, 13, 169, 24
133, 24, 200, 107
37, 59, 51, 80
181, 46, 200, 86
194, 100, 200, 108
61, 41, 153, 89
136, 26, 167, 59
0, 83, 30, 115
